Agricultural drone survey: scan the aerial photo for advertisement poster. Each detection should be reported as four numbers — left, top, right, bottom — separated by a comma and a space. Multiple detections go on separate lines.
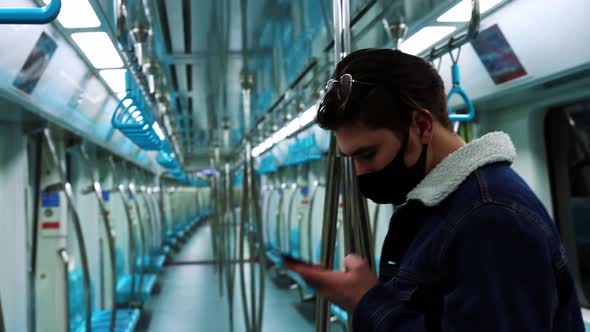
13, 32, 58, 94
471, 24, 527, 85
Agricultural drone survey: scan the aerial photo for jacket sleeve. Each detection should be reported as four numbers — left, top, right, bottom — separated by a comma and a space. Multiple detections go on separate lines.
353, 204, 561, 332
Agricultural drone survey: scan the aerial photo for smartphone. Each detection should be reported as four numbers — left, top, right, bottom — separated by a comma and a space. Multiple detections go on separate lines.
281, 253, 314, 267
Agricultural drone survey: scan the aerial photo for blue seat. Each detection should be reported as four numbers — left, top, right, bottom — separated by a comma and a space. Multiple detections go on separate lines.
138, 254, 166, 274
115, 249, 157, 305
116, 274, 157, 304
69, 269, 140, 332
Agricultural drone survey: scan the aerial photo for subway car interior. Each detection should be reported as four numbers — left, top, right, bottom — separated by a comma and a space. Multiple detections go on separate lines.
0, 0, 589, 331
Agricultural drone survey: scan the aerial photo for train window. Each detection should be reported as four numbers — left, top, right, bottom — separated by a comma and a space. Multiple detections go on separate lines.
546, 99, 590, 307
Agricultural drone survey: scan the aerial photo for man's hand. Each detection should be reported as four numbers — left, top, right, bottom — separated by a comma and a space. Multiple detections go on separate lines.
284, 254, 378, 311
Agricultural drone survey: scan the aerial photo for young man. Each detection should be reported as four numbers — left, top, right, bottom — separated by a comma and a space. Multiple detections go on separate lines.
285, 49, 584, 331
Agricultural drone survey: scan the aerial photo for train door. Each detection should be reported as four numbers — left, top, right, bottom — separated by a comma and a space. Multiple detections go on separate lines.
0, 121, 30, 332
546, 98, 590, 307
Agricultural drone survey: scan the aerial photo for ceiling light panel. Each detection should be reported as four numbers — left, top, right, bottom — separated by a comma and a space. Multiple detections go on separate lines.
400, 26, 457, 55
71, 32, 123, 69
100, 69, 126, 93
437, 0, 505, 22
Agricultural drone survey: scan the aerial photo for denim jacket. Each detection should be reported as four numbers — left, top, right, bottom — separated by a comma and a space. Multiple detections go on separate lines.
353, 132, 584, 331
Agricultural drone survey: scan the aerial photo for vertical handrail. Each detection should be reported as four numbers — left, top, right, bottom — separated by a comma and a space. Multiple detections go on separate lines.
239, 74, 266, 332
316, 138, 342, 332
275, 185, 285, 252
57, 248, 70, 332
0, 293, 4, 332
79, 146, 117, 332
249, 155, 267, 331
214, 146, 225, 297
239, 169, 251, 332
224, 161, 237, 332
43, 129, 92, 332
287, 181, 300, 255
108, 157, 138, 305
306, 182, 321, 262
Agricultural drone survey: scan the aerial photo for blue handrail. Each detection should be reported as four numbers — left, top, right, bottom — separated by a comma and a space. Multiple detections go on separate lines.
447, 51, 475, 122
0, 0, 61, 24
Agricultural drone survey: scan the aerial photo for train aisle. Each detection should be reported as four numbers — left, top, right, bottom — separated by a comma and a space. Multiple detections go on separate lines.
139, 221, 315, 332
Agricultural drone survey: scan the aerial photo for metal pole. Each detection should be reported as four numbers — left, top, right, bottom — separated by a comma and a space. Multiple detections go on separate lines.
109, 157, 138, 306
43, 129, 92, 332
79, 146, 117, 332
316, 138, 341, 332
332, 0, 342, 62
214, 145, 224, 297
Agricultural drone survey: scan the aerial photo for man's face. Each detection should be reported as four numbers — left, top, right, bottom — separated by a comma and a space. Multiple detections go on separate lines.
334, 111, 433, 176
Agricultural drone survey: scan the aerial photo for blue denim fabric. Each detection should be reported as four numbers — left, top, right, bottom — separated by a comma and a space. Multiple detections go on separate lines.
353, 162, 584, 331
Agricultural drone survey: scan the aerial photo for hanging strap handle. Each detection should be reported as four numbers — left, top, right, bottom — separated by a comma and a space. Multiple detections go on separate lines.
0, 0, 61, 24
447, 46, 476, 122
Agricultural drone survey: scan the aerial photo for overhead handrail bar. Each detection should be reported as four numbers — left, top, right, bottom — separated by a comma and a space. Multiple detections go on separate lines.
43, 129, 92, 332
426, 0, 480, 61
0, 0, 61, 24
79, 145, 117, 332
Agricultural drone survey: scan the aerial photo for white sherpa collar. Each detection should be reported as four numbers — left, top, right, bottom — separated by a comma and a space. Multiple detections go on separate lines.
406, 131, 516, 207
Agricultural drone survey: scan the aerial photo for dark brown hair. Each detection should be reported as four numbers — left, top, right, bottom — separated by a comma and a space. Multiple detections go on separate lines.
315, 48, 452, 135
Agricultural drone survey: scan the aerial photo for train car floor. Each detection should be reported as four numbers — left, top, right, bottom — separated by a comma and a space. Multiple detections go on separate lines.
137, 223, 315, 331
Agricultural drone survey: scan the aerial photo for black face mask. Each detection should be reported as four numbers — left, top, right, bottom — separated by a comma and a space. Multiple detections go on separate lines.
357, 134, 428, 205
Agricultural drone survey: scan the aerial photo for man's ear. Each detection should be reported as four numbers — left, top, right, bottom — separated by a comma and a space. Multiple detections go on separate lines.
413, 109, 434, 144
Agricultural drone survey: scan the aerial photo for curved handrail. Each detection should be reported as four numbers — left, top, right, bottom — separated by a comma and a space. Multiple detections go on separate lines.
128, 181, 147, 300
275, 187, 285, 252
43, 129, 92, 332
57, 248, 70, 332
286, 183, 299, 256
262, 187, 273, 249
108, 157, 139, 305
79, 145, 117, 332
306, 183, 322, 262
0, 0, 61, 24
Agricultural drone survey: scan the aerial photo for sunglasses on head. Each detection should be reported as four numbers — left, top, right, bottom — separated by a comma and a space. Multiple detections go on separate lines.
324, 73, 424, 112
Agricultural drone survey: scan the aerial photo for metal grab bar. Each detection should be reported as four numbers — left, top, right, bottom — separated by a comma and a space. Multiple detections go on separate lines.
316, 137, 341, 332
0, 0, 61, 24
79, 145, 117, 332
43, 129, 92, 332
224, 161, 237, 332
275, 186, 285, 252
128, 179, 147, 301
58, 248, 71, 332
108, 157, 139, 305
306, 182, 323, 262
427, 0, 480, 61
0, 293, 4, 332
286, 183, 299, 255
